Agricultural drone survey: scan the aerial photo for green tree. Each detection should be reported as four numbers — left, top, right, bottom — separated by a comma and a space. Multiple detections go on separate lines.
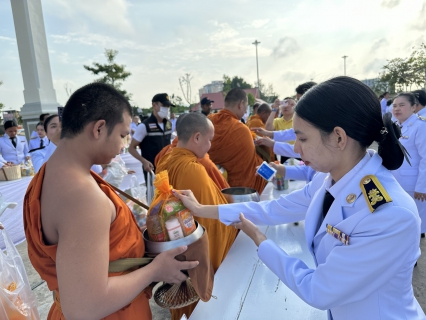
84, 49, 132, 100
223, 75, 252, 94
258, 79, 279, 103
0, 80, 4, 112
247, 92, 255, 106
374, 43, 426, 93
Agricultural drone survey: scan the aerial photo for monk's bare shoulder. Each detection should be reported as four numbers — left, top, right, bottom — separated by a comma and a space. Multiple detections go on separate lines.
41, 164, 115, 245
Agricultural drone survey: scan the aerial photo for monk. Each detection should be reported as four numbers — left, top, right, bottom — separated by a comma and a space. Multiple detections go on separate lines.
156, 113, 238, 320
246, 103, 274, 162
155, 140, 229, 190
23, 83, 198, 320
208, 88, 267, 194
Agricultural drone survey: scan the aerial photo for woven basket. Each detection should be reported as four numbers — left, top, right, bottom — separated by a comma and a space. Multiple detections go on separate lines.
0, 165, 22, 181
154, 278, 200, 309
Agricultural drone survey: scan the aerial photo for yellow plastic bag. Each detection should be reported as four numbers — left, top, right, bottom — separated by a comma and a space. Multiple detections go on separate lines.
0, 228, 40, 320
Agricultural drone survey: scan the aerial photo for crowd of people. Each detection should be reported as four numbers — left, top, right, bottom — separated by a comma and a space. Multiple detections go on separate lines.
1, 77, 426, 319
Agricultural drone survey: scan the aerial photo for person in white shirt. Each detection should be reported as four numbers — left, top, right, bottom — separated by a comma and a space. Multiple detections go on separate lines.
30, 113, 50, 139
380, 92, 389, 115
412, 89, 426, 117
29, 122, 49, 151
0, 120, 30, 168
130, 115, 139, 137
170, 112, 177, 132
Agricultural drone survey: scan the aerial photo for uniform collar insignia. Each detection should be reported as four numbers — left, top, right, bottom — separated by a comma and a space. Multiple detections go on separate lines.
360, 175, 392, 213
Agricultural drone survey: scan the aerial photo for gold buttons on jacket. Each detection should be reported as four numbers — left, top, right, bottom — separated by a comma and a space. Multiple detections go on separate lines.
346, 194, 356, 203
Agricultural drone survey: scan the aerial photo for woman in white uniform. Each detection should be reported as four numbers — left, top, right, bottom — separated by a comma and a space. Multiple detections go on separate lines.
174, 77, 425, 319
391, 92, 426, 236
413, 89, 426, 117
0, 120, 30, 168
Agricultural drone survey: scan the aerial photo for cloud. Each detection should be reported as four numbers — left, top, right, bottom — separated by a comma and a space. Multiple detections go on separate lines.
0, 36, 15, 43
271, 37, 301, 59
411, 2, 426, 31
380, 0, 400, 9
363, 58, 387, 74
209, 23, 239, 42
252, 19, 270, 28
282, 71, 306, 82
370, 38, 389, 53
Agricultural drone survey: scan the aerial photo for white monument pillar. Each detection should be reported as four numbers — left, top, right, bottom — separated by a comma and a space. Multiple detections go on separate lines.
10, 0, 59, 140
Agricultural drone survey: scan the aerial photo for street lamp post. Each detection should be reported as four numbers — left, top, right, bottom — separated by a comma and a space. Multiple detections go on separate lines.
252, 40, 261, 89
342, 55, 348, 76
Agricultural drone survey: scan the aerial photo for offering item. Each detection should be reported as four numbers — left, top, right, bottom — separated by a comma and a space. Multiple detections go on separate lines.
146, 170, 196, 242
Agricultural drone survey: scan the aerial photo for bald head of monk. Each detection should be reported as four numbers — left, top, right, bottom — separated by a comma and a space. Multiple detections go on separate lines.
224, 88, 248, 120
176, 113, 214, 159
257, 103, 271, 124
60, 82, 132, 165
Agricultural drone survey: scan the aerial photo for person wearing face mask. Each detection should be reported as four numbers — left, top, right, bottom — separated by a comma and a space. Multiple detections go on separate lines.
129, 93, 174, 182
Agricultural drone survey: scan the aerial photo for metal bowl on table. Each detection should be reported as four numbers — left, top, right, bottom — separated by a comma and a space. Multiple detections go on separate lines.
221, 187, 260, 203
143, 221, 204, 255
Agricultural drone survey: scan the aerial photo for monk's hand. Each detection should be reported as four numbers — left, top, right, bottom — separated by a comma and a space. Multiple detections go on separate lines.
152, 246, 199, 284
256, 137, 275, 148
414, 192, 426, 202
172, 190, 202, 216
233, 213, 266, 247
142, 159, 154, 172
269, 162, 285, 177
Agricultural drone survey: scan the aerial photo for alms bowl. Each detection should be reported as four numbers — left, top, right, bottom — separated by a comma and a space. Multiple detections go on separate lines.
221, 187, 260, 203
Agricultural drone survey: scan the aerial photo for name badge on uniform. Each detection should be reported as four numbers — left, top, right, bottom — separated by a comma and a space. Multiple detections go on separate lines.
149, 123, 158, 129
326, 224, 349, 245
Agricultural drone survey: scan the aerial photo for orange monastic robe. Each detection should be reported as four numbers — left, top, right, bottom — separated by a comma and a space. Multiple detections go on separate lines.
155, 138, 229, 190
208, 109, 267, 193
156, 147, 238, 320
23, 165, 151, 320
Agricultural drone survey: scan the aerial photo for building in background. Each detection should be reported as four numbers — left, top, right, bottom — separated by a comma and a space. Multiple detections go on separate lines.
199, 81, 224, 96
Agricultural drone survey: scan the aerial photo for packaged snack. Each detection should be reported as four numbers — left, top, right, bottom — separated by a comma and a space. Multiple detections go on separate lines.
146, 171, 196, 242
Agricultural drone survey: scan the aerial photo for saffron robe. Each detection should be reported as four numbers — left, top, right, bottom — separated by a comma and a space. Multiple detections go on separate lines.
156, 147, 238, 320
155, 138, 230, 190
23, 165, 151, 320
208, 109, 267, 193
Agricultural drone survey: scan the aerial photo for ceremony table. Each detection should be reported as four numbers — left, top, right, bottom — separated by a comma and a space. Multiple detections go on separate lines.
190, 181, 327, 320
0, 152, 145, 250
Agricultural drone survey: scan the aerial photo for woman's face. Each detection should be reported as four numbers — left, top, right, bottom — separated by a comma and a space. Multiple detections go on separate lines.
46, 116, 62, 143
392, 96, 415, 123
5, 126, 18, 139
293, 114, 339, 173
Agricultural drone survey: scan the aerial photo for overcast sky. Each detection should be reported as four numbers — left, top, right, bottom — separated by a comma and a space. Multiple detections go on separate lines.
1, 0, 425, 110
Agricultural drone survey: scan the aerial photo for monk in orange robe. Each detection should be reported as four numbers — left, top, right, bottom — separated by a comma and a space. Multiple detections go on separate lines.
208, 88, 267, 194
246, 103, 274, 162
155, 137, 229, 190
23, 83, 197, 320
156, 113, 238, 320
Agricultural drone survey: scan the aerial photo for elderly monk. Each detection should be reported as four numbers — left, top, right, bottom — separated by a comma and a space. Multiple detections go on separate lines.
155, 140, 229, 191
23, 83, 198, 320
208, 88, 267, 193
156, 113, 238, 320
246, 103, 274, 162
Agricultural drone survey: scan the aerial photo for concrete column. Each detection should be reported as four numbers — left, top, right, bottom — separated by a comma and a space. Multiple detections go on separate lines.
10, 0, 59, 140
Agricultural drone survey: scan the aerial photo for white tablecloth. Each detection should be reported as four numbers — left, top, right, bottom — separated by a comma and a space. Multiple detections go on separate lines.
0, 152, 145, 250
190, 181, 327, 320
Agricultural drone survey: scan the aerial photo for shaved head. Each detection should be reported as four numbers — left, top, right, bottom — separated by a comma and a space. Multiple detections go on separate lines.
177, 113, 213, 143
257, 103, 271, 115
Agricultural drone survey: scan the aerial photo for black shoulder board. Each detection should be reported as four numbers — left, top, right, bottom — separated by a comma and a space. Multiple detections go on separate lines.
29, 146, 45, 153
359, 175, 392, 213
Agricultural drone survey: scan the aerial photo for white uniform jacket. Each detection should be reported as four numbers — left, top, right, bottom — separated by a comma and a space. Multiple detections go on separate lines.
0, 135, 29, 167
285, 165, 317, 182
31, 148, 46, 173
219, 150, 424, 319
28, 136, 49, 151
273, 141, 300, 158
391, 114, 426, 193
273, 128, 296, 142
417, 108, 426, 117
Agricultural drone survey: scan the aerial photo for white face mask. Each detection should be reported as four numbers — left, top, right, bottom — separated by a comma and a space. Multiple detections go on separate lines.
157, 106, 169, 119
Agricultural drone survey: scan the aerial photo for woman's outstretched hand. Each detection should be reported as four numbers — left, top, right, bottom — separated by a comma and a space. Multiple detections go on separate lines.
233, 213, 267, 247
172, 189, 202, 216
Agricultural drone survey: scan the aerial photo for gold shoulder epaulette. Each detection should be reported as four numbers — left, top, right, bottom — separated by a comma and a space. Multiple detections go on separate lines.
418, 115, 426, 121
360, 175, 392, 213
30, 136, 37, 140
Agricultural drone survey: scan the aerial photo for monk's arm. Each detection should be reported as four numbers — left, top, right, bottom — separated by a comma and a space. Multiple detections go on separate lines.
55, 186, 196, 319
